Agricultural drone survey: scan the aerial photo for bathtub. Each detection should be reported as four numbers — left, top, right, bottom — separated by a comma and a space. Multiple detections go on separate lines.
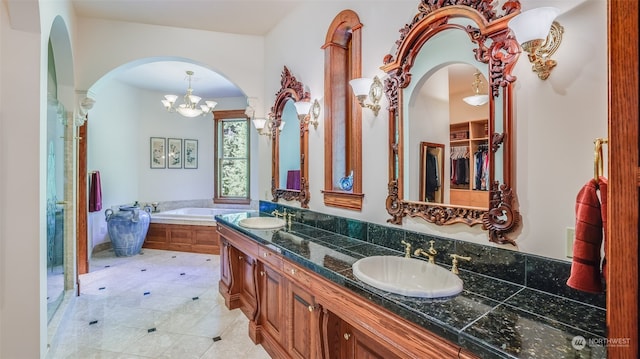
145, 207, 255, 254
151, 207, 250, 225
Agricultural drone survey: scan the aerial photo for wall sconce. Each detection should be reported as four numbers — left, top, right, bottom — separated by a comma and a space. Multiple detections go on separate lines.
252, 116, 285, 137
509, 7, 564, 80
349, 76, 383, 116
293, 99, 321, 129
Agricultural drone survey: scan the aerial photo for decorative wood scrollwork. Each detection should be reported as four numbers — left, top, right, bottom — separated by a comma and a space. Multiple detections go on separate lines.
483, 182, 520, 245
270, 66, 311, 208
381, 0, 522, 244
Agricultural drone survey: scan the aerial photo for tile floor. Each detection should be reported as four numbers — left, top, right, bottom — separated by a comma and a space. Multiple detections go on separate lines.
46, 249, 271, 359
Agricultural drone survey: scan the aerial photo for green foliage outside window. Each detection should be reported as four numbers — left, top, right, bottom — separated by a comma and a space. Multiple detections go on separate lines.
218, 119, 249, 198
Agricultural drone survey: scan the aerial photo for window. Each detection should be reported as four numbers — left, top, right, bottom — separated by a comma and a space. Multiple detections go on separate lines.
214, 110, 250, 204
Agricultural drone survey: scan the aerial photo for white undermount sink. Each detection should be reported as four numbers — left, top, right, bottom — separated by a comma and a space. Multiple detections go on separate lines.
352, 256, 463, 298
238, 216, 286, 229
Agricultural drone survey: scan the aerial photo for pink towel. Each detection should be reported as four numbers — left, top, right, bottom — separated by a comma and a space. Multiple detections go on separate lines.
566, 179, 604, 293
89, 171, 102, 212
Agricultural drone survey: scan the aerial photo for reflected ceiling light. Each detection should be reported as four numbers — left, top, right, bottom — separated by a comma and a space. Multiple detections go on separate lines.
462, 72, 489, 107
509, 7, 564, 80
294, 99, 321, 130
349, 76, 383, 116
161, 70, 217, 117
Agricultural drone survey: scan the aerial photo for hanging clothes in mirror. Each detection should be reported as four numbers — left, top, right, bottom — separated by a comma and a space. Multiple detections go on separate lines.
450, 146, 469, 188
425, 149, 440, 201
473, 144, 489, 191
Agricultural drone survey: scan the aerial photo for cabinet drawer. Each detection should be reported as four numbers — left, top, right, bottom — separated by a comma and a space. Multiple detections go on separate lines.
259, 247, 283, 270
283, 261, 311, 288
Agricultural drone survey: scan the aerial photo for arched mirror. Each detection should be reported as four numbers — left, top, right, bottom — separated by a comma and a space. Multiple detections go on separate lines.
271, 66, 311, 208
382, 0, 522, 244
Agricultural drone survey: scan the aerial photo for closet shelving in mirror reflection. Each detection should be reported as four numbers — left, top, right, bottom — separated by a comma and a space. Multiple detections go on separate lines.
380, 0, 522, 245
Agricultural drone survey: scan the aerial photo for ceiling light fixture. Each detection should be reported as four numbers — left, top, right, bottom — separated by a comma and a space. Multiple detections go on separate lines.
161, 70, 217, 118
462, 72, 489, 106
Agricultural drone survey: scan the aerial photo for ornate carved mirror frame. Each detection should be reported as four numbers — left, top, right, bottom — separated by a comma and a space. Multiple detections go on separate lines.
270, 66, 311, 208
381, 0, 522, 244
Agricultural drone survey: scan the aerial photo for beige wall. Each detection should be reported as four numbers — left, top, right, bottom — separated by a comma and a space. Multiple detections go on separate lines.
0, 0, 607, 357
262, 0, 607, 260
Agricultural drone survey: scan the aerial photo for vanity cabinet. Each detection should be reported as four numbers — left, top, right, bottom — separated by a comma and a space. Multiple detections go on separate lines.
217, 223, 475, 359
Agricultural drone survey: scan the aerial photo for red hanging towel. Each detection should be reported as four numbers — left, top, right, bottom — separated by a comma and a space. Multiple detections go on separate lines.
598, 176, 608, 279
566, 179, 603, 293
89, 171, 102, 212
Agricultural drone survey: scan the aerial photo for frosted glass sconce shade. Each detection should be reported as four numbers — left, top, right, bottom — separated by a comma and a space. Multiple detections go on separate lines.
509, 7, 564, 80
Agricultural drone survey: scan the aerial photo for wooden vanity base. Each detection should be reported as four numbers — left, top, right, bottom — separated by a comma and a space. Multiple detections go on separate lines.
217, 223, 478, 359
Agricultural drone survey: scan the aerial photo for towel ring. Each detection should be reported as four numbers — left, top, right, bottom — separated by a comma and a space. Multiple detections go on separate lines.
593, 138, 608, 181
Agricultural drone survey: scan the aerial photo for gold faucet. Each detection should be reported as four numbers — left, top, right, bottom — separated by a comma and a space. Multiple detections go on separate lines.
450, 254, 471, 275
414, 241, 438, 264
286, 212, 295, 228
271, 208, 286, 219
400, 240, 412, 258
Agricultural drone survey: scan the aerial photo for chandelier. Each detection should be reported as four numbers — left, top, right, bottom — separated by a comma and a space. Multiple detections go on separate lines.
462, 72, 489, 107
161, 70, 217, 118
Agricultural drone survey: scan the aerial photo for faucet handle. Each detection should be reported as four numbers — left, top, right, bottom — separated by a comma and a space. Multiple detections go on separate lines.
400, 240, 412, 258
428, 240, 437, 254
449, 254, 471, 275
414, 248, 436, 264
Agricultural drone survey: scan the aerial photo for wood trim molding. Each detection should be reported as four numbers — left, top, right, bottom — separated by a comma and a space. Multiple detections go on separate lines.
76, 118, 89, 276
321, 190, 364, 210
607, 0, 639, 357
322, 10, 364, 211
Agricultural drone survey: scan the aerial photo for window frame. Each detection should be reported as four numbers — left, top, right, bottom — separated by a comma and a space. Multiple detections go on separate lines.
213, 109, 251, 204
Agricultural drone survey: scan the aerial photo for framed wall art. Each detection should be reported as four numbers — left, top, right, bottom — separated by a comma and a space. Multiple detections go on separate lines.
167, 138, 182, 169
184, 139, 198, 169
150, 137, 166, 168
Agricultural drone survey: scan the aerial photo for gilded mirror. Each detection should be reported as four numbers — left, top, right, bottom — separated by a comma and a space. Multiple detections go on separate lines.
270, 66, 311, 208
382, 0, 522, 244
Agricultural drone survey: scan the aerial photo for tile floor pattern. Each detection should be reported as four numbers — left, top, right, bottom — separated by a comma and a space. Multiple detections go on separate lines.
47, 249, 271, 359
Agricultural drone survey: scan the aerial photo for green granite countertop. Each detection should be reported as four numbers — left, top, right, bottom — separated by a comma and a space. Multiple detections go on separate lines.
215, 212, 606, 359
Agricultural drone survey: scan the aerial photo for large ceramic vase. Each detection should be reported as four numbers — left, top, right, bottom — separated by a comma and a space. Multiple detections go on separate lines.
105, 206, 151, 257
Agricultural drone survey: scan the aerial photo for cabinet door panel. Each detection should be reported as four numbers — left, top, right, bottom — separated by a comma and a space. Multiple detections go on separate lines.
344, 323, 402, 359
288, 282, 316, 359
261, 264, 285, 343
240, 254, 257, 319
